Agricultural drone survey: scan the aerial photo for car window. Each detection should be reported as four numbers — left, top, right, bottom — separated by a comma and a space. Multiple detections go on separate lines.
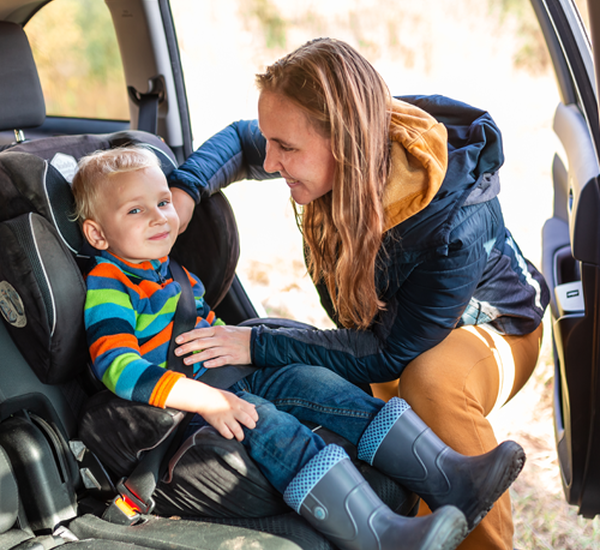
25, 0, 129, 120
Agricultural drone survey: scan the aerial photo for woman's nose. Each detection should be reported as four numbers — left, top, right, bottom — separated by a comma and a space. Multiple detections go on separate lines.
263, 143, 280, 174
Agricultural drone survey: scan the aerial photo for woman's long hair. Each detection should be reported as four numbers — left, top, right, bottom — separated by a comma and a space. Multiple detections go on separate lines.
256, 38, 391, 329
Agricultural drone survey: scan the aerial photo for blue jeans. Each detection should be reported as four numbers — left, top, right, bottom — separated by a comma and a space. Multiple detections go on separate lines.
188, 364, 384, 493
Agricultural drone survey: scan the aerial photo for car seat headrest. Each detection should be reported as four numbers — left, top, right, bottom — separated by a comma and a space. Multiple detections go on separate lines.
5, 131, 179, 254
0, 22, 45, 134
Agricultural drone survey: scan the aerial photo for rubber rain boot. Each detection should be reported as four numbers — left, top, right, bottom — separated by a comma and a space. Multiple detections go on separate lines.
357, 397, 525, 531
284, 444, 468, 550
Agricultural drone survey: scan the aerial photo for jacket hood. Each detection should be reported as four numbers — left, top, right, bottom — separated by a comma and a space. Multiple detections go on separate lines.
383, 98, 449, 232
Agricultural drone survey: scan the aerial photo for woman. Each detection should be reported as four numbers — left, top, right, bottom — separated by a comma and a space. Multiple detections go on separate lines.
168, 38, 549, 550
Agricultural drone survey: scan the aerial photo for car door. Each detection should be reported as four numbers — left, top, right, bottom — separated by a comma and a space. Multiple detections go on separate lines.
534, 0, 600, 518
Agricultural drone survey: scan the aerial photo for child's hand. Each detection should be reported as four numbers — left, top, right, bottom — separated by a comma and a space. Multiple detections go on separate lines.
175, 326, 252, 368
196, 386, 258, 441
165, 377, 258, 441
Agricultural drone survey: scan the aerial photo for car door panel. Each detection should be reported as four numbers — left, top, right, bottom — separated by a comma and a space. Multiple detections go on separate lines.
534, 0, 600, 517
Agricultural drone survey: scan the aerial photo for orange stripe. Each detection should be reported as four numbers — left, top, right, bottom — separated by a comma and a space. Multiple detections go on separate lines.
149, 371, 185, 408
140, 323, 173, 355
90, 333, 139, 360
206, 311, 215, 325
90, 262, 144, 298
183, 266, 196, 286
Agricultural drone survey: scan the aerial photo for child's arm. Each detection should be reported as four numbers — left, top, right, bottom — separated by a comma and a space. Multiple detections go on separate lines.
164, 377, 257, 441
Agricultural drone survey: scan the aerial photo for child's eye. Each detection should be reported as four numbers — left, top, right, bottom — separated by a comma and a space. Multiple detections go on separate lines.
158, 200, 170, 207
128, 208, 141, 215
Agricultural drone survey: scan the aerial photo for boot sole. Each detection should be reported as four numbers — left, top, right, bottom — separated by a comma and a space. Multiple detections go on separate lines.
466, 441, 526, 532
421, 505, 469, 550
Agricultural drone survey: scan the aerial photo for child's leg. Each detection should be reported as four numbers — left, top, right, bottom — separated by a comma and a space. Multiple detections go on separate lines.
236, 364, 384, 447
232, 390, 327, 493
232, 393, 469, 550
233, 367, 472, 549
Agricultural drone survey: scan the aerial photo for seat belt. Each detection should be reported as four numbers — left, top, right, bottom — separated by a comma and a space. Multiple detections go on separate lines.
103, 259, 255, 524
169, 259, 257, 390
127, 77, 165, 135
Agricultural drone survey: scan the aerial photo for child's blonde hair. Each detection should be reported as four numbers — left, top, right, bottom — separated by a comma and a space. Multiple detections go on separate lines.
72, 146, 161, 223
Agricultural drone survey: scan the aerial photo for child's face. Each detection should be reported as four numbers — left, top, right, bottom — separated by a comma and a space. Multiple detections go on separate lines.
83, 165, 180, 263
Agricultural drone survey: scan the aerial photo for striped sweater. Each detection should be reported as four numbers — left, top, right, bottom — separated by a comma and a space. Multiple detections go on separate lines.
84, 250, 224, 407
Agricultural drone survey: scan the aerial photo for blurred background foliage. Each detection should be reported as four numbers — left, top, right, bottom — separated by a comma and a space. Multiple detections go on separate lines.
25, 0, 591, 121
26, 0, 128, 119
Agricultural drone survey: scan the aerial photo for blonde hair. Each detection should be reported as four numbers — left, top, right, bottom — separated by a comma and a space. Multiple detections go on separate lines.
256, 38, 391, 330
72, 146, 161, 223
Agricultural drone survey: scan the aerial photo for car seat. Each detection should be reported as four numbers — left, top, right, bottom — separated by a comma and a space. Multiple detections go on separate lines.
0, 19, 417, 550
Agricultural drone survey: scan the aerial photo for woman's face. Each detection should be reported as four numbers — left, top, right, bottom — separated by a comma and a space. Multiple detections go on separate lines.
258, 90, 336, 205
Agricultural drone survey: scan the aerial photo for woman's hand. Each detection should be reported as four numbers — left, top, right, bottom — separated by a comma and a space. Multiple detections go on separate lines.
170, 187, 196, 234
175, 325, 252, 368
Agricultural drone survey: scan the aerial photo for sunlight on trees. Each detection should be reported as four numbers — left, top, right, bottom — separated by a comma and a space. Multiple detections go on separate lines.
25, 0, 128, 120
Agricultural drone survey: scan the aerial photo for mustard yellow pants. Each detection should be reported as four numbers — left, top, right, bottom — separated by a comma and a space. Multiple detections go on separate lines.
371, 322, 544, 550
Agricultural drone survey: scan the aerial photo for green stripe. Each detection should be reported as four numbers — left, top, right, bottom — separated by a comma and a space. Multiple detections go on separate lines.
102, 352, 139, 392
136, 294, 180, 331
86, 288, 133, 310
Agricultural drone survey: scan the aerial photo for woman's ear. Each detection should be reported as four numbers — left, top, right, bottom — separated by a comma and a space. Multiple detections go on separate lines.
82, 219, 109, 250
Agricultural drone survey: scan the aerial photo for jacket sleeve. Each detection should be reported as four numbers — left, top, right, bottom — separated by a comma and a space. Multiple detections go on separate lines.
85, 263, 184, 407
251, 224, 489, 384
167, 119, 276, 202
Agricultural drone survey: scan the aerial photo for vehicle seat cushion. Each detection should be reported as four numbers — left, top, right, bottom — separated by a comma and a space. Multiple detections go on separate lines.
69, 513, 317, 550
78, 390, 187, 478
0, 22, 45, 133
0, 151, 81, 251
153, 426, 288, 519
152, 424, 417, 520
79, 392, 287, 520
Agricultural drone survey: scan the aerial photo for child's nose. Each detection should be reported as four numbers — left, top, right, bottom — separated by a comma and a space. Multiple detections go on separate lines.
152, 208, 167, 224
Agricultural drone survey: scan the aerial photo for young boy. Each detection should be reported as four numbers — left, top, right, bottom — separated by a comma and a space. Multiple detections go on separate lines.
72, 146, 525, 550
